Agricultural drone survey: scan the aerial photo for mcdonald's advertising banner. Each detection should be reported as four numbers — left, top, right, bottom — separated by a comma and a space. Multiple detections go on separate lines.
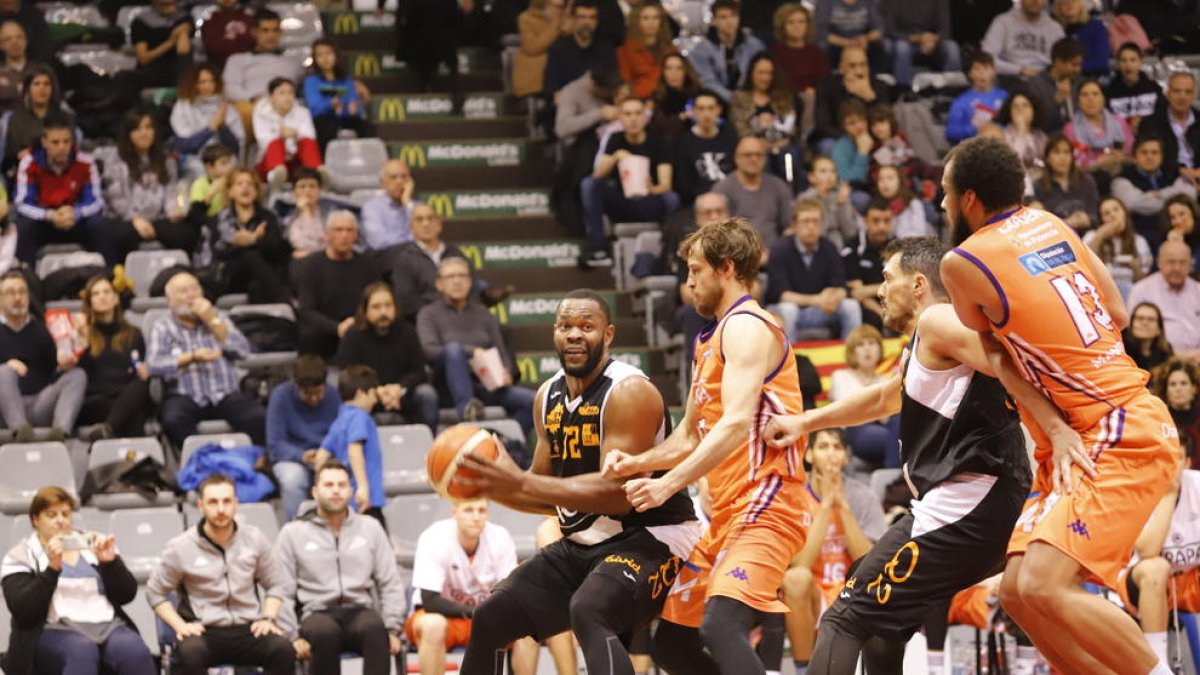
455, 239, 583, 269
325, 12, 395, 33
489, 292, 617, 325
418, 190, 551, 219
391, 140, 524, 168
371, 94, 502, 120
516, 349, 651, 385
344, 48, 486, 75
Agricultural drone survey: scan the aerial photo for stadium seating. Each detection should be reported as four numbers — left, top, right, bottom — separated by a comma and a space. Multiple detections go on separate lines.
378, 424, 434, 496
234, 501, 281, 540
88, 438, 177, 509
107, 506, 185, 582
0, 442, 75, 515
484, 502, 543, 561
323, 138, 390, 194
179, 432, 253, 471
383, 493, 447, 566
125, 249, 189, 307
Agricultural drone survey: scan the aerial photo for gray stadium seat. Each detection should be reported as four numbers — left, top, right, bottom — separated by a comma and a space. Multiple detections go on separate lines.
88, 438, 176, 510
36, 250, 105, 279
179, 432, 253, 471
475, 419, 525, 444
235, 502, 280, 541
267, 2, 323, 49
216, 293, 249, 309
115, 5, 147, 45
42, 2, 108, 27
484, 502, 542, 560
383, 494, 448, 566
869, 468, 902, 503
0, 442, 75, 515
57, 45, 135, 76
323, 138, 389, 194
196, 420, 235, 435
379, 425, 434, 496
124, 249, 189, 299
139, 307, 172, 336
107, 507, 184, 582
127, 586, 163, 655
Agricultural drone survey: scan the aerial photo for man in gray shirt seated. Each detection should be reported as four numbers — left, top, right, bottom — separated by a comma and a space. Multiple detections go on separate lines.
713, 136, 795, 251
416, 257, 535, 434
147, 474, 295, 675
276, 460, 406, 675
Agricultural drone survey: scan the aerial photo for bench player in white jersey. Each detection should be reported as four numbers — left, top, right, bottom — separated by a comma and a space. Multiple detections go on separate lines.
1116, 442, 1199, 669
407, 499, 537, 675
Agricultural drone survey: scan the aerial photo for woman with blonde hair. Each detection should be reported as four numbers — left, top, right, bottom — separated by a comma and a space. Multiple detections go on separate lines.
829, 325, 899, 467
616, 2, 676, 99
769, 3, 828, 94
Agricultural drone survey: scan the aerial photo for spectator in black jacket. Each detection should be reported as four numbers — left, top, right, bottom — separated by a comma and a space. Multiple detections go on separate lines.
76, 276, 150, 441
336, 282, 438, 431
813, 46, 892, 152
672, 89, 737, 204
1105, 42, 1166, 132
1138, 71, 1200, 187
0, 270, 86, 442
0, 486, 154, 675
207, 167, 290, 303
293, 210, 384, 357
542, 0, 616, 104
0, 0, 51, 63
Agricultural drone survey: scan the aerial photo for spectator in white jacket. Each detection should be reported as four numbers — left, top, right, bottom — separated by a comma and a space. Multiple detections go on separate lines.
222, 8, 304, 137
253, 77, 321, 193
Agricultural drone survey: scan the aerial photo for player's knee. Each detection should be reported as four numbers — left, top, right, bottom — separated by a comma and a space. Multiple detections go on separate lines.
1133, 556, 1171, 593
998, 569, 1025, 615
418, 613, 450, 647
782, 565, 815, 601
1014, 563, 1061, 607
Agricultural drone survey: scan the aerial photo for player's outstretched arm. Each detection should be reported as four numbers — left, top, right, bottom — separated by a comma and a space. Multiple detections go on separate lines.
765, 374, 901, 449
917, 304, 1096, 493
625, 314, 776, 512
459, 384, 557, 515
603, 380, 700, 478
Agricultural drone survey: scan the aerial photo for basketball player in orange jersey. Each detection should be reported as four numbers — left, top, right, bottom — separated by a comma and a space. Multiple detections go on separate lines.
941, 136, 1181, 675
603, 217, 809, 675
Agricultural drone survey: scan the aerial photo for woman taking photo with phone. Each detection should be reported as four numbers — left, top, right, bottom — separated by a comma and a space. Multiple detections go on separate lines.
0, 486, 154, 675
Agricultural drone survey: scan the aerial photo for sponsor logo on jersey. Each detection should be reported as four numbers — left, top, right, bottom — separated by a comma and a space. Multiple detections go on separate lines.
604, 555, 642, 575
1019, 240, 1077, 276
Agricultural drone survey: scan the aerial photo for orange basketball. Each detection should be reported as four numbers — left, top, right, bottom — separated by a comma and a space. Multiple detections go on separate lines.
427, 424, 501, 500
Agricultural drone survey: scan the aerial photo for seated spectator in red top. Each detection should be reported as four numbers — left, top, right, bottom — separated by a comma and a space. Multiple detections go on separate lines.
131, 0, 194, 89
201, 0, 256, 71
13, 114, 115, 266
770, 3, 828, 95
615, 2, 676, 99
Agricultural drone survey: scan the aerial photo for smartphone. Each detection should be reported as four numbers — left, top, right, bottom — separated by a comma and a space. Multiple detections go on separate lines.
62, 533, 93, 551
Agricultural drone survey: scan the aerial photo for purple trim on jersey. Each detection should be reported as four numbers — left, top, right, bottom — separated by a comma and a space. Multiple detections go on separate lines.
745, 474, 783, 524
951, 247, 1011, 328
987, 208, 1021, 225
699, 294, 754, 351
721, 310, 791, 384
1092, 407, 1126, 462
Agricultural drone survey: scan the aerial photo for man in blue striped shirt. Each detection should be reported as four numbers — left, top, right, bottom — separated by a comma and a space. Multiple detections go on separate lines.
146, 271, 265, 453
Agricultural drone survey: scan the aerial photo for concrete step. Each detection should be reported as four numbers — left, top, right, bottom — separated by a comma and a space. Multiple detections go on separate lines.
477, 266, 614, 294
486, 291, 633, 326
377, 118, 529, 141
359, 71, 503, 95
513, 347, 672, 386
416, 164, 555, 191
343, 49, 502, 77
441, 215, 567, 242
503, 318, 645, 352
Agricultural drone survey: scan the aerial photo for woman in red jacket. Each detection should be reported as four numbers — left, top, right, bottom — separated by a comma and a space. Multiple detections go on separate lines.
616, 2, 676, 99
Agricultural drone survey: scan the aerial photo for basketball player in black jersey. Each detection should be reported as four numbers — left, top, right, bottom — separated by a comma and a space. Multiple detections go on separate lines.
764, 238, 1090, 674
454, 289, 701, 675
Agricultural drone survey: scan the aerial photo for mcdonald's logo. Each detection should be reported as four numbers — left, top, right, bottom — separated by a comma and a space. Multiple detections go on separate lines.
427, 194, 455, 219
332, 13, 360, 34
458, 243, 482, 269
396, 144, 426, 169
517, 357, 539, 385
353, 54, 382, 78
376, 97, 406, 122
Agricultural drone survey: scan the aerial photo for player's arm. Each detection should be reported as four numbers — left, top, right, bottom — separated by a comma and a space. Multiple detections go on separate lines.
939, 251, 1001, 332
766, 374, 901, 449
1080, 245, 1130, 330
603, 379, 701, 477
502, 378, 665, 515
624, 314, 776, 511
917, 304, 1096, 492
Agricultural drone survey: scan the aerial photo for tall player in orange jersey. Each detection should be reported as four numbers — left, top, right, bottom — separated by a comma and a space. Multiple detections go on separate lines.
603, 217, 809, 675
941, 136, 1180, 675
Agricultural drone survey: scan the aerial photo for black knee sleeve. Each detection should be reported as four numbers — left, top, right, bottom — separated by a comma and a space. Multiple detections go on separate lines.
652, 621, 721, 675
568, 575, 637, 675
756, 612, 786, 671
862, 636, 905, 675
699, 596, 766, 675
460, 590, 538, 675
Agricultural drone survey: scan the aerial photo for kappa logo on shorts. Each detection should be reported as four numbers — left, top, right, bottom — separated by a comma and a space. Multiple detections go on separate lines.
726, 567, 750, 582
1068, 519, 1091, 539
